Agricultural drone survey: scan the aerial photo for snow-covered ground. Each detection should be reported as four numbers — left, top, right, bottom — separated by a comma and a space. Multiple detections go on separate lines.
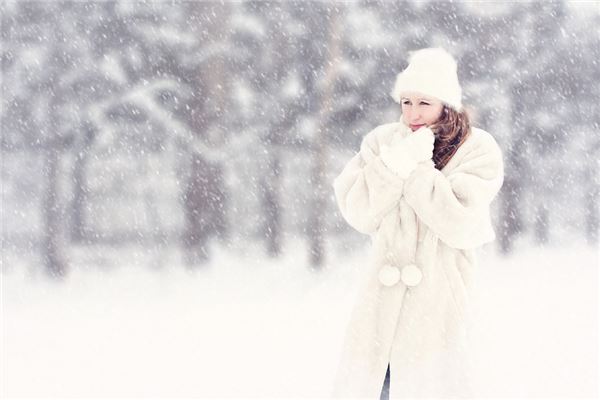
2, 236, 598, 398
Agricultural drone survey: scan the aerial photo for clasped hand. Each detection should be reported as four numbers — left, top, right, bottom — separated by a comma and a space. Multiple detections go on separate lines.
379, 126, 435, 177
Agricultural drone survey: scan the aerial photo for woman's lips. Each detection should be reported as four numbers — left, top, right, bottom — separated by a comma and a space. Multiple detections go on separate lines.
410, 124, 425, 130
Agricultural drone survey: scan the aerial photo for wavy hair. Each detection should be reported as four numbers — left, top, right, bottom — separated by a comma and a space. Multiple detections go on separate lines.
429, 105, 472, 170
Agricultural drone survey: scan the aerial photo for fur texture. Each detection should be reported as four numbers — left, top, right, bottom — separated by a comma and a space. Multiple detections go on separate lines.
331, 116, 504, 398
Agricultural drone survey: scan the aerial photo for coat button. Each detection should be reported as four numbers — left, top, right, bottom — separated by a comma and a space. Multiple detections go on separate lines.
400, 264, 423, 287
378, 264, 400, 286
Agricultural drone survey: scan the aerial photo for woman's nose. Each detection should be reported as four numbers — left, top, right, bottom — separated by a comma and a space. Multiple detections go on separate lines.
409, 111, 421, 122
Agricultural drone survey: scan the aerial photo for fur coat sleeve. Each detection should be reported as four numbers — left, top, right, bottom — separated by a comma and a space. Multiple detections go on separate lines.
403, 128, 505, 249
332, 123, 411, 235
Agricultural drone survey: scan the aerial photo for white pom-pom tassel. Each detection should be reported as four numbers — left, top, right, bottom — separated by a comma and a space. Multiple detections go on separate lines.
400, 264, 423, 287
378, 264, 401, 286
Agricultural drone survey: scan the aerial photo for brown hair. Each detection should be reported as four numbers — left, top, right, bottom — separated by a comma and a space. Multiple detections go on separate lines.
429, 105, 472, 170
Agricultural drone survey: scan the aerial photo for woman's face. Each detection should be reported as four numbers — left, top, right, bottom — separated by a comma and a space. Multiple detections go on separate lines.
400, 92, 444, 132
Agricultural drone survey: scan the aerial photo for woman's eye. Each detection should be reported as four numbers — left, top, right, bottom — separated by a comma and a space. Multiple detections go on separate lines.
402, 101, 410, 105
421, 102, 430, 105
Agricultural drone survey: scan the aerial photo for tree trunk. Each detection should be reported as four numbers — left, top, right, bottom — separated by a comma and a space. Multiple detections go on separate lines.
499, 176, 523, 255
533, 203, 549, 245
260, 155, 282, 257
181, 2, 230, 267
499, 81, 529, 255
308, 6, 343, 269
584, 176, 599, 246
70, 123, 95, 243
42, 147, 67, 278
182, 154, 227, 266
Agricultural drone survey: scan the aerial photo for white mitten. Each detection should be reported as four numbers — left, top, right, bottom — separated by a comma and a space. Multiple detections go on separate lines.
379, 127, 434, 178
403, 126, 435, 162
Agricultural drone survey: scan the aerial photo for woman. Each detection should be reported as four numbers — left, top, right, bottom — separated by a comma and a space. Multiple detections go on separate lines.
331, 47, 504, 399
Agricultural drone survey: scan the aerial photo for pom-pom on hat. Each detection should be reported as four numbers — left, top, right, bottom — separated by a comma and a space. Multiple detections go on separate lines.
390, 47, 463, 112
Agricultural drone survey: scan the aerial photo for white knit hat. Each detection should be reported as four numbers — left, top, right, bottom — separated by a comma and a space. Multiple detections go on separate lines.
390, 47, 463, 112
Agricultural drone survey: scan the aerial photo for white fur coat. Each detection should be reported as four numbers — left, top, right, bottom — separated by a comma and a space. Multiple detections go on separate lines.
331, 116, 504, 399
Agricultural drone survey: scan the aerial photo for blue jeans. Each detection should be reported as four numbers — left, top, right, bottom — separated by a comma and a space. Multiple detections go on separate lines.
380, 363, 390, 400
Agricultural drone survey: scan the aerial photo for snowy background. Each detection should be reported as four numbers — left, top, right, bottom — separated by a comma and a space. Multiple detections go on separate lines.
1, 1, 599, 398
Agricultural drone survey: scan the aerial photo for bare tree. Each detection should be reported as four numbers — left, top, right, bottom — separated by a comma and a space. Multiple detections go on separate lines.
181, 2, 231, 266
